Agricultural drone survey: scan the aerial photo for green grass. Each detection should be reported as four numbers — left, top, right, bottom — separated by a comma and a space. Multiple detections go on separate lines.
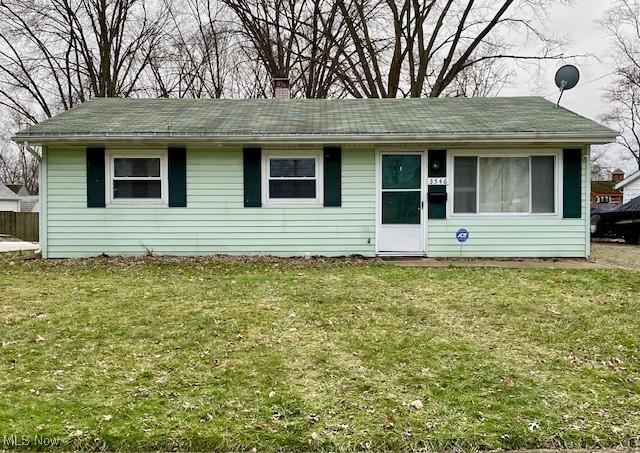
1, 257, 639, 451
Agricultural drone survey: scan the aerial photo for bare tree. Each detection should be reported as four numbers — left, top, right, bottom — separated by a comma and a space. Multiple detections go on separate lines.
443, 49, 514, 97
147, 0, 236, 98
0, 0, 174, 188
290, 1, 351, 98
229, 47, 273, 98
0, 0, 171, 125
0, 0, 575, 109
222, 0, 350, 98
0, 138, 40, 194
603, 78, 640, 171
327, 0, 567, 98
590, 147, 613, 181
222, 0, 298, 97
602, 0, 640, 171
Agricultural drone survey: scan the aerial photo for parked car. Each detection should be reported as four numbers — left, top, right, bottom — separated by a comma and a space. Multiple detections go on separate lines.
591, 196, 640, 244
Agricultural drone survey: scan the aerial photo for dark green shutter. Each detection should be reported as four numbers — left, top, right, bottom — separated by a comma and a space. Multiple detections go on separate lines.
324, 146, 341, 207
86, 147, 105, 208
563, 149, 582, 218
427, 149, 447, 219
168, 147, 187, 207
243, 147, 262, 207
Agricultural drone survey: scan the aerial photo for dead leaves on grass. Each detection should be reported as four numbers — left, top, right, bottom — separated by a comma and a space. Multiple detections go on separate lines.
567, 354, 628, 373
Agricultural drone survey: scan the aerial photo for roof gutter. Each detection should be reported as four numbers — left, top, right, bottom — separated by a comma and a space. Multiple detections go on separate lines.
12, 131, 618, 145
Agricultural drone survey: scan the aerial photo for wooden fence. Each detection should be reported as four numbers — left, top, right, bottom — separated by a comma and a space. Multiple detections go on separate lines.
0, 212, 39, 242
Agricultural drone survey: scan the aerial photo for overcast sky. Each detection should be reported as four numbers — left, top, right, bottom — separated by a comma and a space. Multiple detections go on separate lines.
502, 0, 629, 174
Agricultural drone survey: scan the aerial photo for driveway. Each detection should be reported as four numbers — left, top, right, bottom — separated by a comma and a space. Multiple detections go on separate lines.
388, 241, 640, 271
0, 240, 39, 253
591, 240, 640, 271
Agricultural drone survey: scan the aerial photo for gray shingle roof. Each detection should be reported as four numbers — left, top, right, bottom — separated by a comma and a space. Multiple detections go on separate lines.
13, 97, 616, 143
0, 182, 20, 200
6, 184, 30, 196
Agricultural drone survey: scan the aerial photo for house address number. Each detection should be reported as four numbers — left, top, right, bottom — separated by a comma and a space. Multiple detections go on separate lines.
427, 177, 448, 185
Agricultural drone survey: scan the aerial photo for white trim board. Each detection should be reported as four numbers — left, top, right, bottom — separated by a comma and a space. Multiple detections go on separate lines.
614, 169, 640, 189
40, 146, 48, 258
104, 149, 168, 205
261, 149, 324, 206
446, 149, 563, 219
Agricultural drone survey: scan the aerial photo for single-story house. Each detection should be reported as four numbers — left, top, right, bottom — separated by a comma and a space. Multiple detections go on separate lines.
614, 169, 640, 204
0, 182, 21, 212
18, 196, 40, 213
5, 184, 40, 212
12, 97, 617, 259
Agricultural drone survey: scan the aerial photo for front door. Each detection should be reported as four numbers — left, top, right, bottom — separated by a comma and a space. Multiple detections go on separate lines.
377, 153, 424, 254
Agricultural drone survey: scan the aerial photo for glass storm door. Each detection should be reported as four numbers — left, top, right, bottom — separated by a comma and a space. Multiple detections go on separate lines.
378, 153, 424, 254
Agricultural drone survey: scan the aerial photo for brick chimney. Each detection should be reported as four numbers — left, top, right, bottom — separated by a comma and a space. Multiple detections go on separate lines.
273, 77, 290, 99
612, 168, 625, 183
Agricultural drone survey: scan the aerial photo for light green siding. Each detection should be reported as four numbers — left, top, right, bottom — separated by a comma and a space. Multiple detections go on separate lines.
45, 146, 376, 258
427, 219, 587, 257
426, 149, 590, 258
43, 144, 590, 259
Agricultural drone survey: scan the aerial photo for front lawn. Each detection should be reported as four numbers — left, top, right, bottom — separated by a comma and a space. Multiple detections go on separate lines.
1, 257, 639, 451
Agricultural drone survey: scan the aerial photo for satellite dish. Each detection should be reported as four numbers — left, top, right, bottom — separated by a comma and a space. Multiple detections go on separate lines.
554, 64, 580, 107
555, 65, 580, 90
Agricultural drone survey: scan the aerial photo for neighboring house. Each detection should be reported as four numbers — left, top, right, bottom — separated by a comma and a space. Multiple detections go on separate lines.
591, 181, 621, 204
591, 169, 624, 205
5, 184, 40, 212
614, 169, 640, 204
19, 196, 40, 213
6, 184, 31, 197
12, 96, 617, 259
0, 182, 20, 212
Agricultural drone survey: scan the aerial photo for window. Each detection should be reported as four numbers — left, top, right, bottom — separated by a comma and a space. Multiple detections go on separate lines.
453, 156, 477, 213
531, 156, 555, 213
264, 153, 322, 203
479, 157, 530, 213
108, 153, 166, 203
453, 154, 556, 215
381, 154, 422, 224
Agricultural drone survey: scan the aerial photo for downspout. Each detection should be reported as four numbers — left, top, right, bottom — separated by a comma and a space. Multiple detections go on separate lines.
38, 145, 47, 258
23, 141, 42, 162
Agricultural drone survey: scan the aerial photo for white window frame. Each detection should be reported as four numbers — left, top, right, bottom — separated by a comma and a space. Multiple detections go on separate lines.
262, 150, 323, 205
449, 149, 562, 217
105, 150, 168, 205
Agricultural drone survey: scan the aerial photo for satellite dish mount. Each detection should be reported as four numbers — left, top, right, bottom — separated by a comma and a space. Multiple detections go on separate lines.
554, 64, 580, 108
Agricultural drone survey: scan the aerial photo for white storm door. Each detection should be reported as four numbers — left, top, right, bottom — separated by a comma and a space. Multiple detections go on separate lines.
377, 153, 424, 254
